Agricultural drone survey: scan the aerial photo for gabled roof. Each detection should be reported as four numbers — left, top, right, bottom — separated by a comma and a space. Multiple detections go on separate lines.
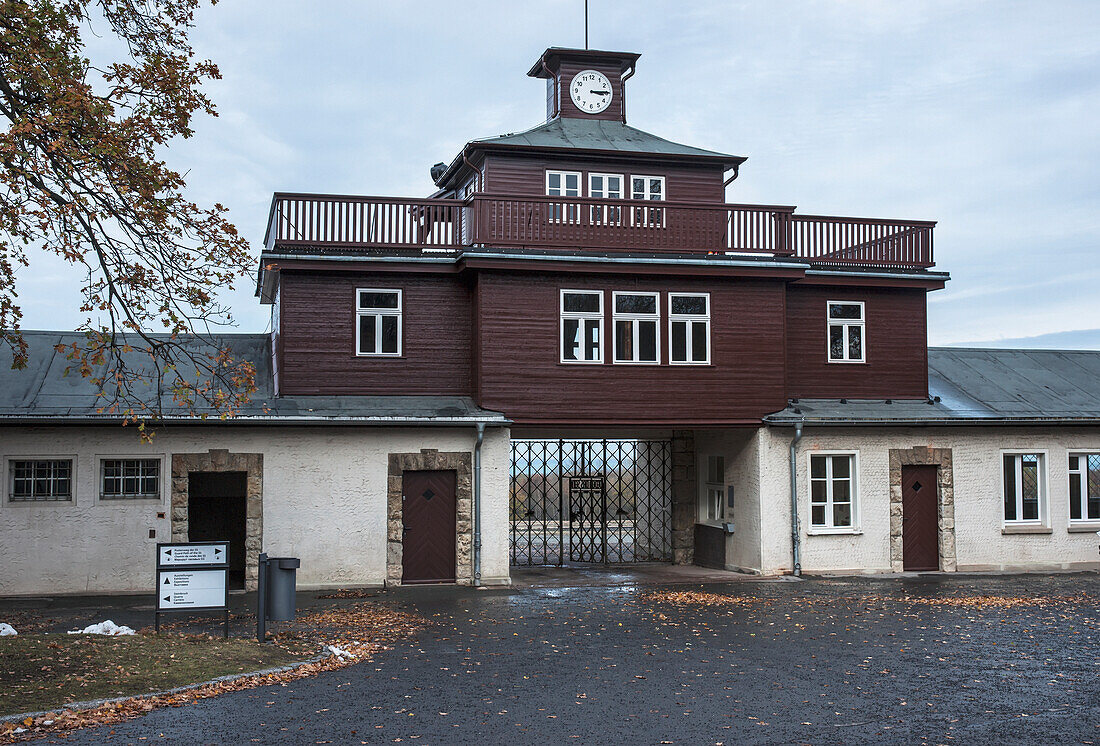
0, 331, 508, 425
766, 347, 1100, 426
436, 117, 745, 187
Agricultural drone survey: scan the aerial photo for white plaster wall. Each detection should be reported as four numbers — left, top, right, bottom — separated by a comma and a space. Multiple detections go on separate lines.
694, 429, 762, 572
755, 426, 1100, 575
0, 425, 511, 595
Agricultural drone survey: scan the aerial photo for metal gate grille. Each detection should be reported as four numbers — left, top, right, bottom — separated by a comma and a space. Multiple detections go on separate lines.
510, 439, 672, 566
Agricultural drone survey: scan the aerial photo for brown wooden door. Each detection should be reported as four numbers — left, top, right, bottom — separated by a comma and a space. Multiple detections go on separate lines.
901, 465, 939, 571
401, 470, 457, 584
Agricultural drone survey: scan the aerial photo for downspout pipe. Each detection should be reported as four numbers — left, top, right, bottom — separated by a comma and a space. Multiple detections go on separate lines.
473, 422, 485, 586
789, 420, 804, 577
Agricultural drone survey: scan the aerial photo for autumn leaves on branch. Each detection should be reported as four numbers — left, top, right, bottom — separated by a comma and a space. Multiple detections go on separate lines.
0, 0, 255, 437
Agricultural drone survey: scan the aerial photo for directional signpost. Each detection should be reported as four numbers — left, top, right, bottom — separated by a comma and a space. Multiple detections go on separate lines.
155, 542, 230, 637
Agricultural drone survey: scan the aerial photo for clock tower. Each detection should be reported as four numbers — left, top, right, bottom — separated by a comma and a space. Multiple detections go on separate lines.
527, 47, 641, 124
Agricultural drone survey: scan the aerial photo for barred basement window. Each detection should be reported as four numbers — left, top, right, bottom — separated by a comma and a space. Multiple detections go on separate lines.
9, 459, 73, 502
100, 459, 160, 500
561, 290, 603, 363
827, 301, 865, 363
809, 453, 857, 530
356, 289, 402, 356
1002, 452, 1044, 524
613, 292, 659, 364
669, 293, 710, 365
1068, 453, 1100, 522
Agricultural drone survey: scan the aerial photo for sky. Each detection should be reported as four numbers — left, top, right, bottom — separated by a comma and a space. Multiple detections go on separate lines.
14, 0, 1100, 348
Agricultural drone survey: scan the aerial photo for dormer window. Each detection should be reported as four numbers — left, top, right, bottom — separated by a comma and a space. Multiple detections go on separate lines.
827, 301, 865, 363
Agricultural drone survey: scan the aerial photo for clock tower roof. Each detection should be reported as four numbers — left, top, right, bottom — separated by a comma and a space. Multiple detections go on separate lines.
526, 47, 641, 78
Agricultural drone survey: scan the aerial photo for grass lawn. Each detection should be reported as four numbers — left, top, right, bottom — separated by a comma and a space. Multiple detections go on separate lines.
0, 633, 303, 717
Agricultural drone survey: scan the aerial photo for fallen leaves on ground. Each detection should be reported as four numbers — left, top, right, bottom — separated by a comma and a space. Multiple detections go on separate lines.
0, 602, 424, 743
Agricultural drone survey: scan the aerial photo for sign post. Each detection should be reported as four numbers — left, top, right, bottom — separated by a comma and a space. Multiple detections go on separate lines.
154, 542, 230, 638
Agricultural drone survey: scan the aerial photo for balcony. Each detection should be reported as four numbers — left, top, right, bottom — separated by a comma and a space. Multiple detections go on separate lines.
264, 192, 936, 269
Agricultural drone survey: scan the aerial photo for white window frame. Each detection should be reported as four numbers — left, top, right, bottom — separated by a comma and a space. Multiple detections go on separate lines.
1000, 450, 1048, 526
5, 456, 76, 505
668, 292, 711, 365
588, 173, 624, 226
807, 451, 860, 534
612, 291, 660, 365
827, 300, 866, 364
1068, 451, 1100, 525
546, 170, 582, 224
630, 174, 666, 228
560, 289, 604, 364
355, 288, 402, 357
698, 454, 726, 524
97, 455, 165, 503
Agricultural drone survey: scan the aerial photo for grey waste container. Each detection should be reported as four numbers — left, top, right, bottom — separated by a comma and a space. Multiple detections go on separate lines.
266, 557, 300, 621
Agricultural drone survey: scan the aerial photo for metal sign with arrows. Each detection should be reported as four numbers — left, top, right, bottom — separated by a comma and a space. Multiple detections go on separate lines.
154, 542, 230, 636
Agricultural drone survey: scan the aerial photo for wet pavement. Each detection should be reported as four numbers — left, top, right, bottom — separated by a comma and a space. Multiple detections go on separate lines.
16, 572, 1100, 745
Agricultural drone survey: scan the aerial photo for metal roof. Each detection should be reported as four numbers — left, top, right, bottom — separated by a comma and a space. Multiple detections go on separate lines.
0, 332, 508, 426
766, 347, 1100, 426
473, 117, 744, 163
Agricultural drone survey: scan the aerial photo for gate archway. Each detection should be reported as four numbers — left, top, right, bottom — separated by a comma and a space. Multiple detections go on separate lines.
509, 439, 672, 566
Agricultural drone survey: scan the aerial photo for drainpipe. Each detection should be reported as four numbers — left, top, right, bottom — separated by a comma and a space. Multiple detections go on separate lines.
789, 420, 804, 577
473, 422, 485, 586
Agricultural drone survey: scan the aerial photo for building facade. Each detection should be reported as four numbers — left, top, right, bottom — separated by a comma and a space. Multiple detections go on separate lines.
1, 47, 1097, 595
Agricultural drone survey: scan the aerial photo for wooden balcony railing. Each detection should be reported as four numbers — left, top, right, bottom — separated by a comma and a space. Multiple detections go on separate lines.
265, 192, 935, 268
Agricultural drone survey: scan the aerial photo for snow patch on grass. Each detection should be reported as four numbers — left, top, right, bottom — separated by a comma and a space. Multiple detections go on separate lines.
67, 620, 135, 636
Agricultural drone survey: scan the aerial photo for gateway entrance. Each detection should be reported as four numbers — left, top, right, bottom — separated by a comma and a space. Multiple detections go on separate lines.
510, 439, 672, 565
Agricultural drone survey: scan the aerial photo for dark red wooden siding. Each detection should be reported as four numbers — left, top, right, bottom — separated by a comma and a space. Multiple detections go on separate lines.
475, 271, 788, 424
277, 270, 473, 396
785, 283, 929, 400
484, 153, 726, 204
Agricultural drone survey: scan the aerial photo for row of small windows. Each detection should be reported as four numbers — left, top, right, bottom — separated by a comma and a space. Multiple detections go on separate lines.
560, 290, 710, 365
546, 171, 665, 226
353, 288, 865, 364
7, 458, 161, 502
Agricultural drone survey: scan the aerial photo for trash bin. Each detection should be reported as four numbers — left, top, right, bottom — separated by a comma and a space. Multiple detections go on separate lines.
266, 557, 300, 621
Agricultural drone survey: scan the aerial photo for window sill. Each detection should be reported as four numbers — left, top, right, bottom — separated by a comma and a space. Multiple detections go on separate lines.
826, 359, 867, 365
1067, 523, 1100, 533
1001, 525, 1052, 535
807, 528, 862, 536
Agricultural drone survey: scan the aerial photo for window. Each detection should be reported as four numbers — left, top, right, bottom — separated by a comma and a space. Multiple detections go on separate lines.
588, 173, 623, 225
356, 289, 402, 356
561, 290, 603, 363
669, 293, 710, 365
100, 458, 160, 500
1069, 453, 1100, 522
827, 301, 865, 363
546, 170, 581, 223
630, 175, 665, 227
1002, 452, 1045, 524
9, 459, 73, 502
701, 455, 725, 522
613, 292, 659, 364
809, 453, 857, 531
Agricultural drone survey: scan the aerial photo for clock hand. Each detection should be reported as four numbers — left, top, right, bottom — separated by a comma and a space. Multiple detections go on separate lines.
589, 90, 610, 95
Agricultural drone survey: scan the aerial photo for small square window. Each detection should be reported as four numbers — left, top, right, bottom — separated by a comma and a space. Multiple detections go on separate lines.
808, 453, 858, 531
356, 288, 402, 356
827, 301, 865, 363
100, 458, 161, 500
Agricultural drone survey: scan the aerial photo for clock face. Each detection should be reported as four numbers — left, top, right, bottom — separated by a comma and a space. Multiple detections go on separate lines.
569, 69, 613, 114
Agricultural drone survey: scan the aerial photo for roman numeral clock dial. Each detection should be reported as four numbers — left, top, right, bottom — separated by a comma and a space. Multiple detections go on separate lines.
569, 69, 613, 114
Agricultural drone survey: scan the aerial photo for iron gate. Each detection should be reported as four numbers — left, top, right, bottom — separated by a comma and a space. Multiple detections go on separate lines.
510, 439, 673, 565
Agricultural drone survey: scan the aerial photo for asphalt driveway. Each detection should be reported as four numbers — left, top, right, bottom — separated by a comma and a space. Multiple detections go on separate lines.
35, 573, 1100, 745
